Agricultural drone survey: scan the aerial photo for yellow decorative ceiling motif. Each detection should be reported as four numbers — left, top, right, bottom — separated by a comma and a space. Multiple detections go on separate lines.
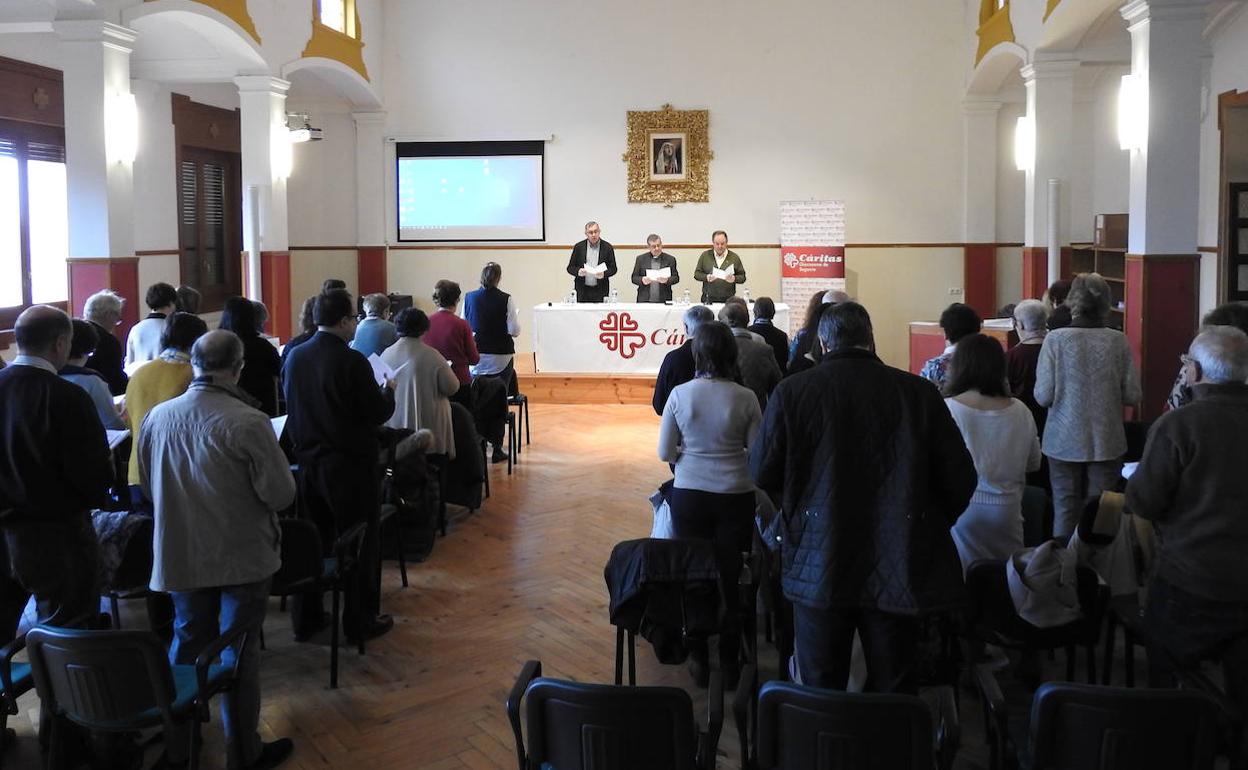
1044, 0, 1062, 21
301, 2, 369, 81
976, 1, 1016, 65
153, 0, 261, 44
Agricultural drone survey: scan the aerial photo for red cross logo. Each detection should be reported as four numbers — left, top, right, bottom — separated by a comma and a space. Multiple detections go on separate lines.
598, 312, 647, 359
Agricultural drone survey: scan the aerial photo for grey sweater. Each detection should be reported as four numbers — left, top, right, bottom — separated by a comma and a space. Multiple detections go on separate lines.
1034, 326, 1141, 462
658, 377, 761, 494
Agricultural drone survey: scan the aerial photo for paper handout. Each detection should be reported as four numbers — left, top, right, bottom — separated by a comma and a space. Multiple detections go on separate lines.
645, 267, 672, 280
584, 263, 607, 277
368, 353, 396, 387
270, 415, 288, 440
711, 267, 732, 280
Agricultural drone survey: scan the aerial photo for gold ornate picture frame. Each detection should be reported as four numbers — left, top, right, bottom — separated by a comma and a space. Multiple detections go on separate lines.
624, 104, 711, 205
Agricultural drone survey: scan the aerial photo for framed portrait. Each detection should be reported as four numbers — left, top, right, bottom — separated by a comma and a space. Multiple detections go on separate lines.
624, 104, 711, 204
649, 132, 686, 181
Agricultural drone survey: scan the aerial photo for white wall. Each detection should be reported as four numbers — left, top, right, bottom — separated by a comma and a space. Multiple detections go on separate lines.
367, 0, 967, 246
287, 111, 358, 246
996, 101, 1026, 242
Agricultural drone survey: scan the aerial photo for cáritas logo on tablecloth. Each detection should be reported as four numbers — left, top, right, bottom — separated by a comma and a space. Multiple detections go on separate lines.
781, 246, 846, 278
598, 312, 648, 359
597, 312, 687, 359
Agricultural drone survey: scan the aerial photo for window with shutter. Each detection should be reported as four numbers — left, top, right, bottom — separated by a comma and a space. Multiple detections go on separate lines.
176, 146, 241, 310
0, 118, 67, 326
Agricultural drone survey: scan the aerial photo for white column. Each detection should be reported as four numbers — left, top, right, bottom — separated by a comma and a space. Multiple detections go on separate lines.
1121, 0, 1208, 254
1021, 59, 1080, 250
962, 99, 1001, 243
353, 111, 387, 247
234, 75, 291, 299
54, 21, 137, 259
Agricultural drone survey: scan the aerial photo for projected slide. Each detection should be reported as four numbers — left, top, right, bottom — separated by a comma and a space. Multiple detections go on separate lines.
396, 141, 544, 241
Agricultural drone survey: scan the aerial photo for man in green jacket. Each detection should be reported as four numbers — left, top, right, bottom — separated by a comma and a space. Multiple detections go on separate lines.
693, 230, 746, 304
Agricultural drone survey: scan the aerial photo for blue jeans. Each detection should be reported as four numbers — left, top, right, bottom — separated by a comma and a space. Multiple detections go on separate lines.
168, 579, 270, 769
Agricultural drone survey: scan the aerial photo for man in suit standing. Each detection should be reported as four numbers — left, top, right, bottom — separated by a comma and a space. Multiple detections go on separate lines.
720, 302, 782, 409
282, 289, 396, 644
630, 234, 680, 303
566, 221, 618, 303
749, 296, 790, 371
693, 230, 746, 304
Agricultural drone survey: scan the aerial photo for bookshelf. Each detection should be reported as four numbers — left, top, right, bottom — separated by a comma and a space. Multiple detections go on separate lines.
1067, 213, 1128, 330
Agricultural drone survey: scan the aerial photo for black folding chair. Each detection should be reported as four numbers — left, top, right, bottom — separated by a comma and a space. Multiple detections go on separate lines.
26, 624, 244, 770
506, 659, 723, 770
736, 669, 958, 770
269, 519, 368, 689
1030, 682, 1221, 770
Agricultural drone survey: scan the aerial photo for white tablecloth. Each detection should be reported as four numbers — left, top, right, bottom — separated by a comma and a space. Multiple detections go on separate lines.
532, 302, 791, 375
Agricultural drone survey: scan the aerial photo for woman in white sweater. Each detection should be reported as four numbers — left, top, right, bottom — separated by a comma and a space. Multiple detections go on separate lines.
1035, 273, 1141, 540
943, 334, 1041, 572
381, 308, 460, 458
658, 321, 761, 688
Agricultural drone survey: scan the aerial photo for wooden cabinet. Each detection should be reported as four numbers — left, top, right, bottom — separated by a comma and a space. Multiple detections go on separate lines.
1067, 213, 1128, 330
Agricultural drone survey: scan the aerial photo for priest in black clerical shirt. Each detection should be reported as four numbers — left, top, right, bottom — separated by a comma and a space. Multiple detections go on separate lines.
630, 233, 680, 303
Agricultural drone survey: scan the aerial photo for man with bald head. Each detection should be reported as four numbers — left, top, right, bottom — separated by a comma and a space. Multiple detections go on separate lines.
0, 305, 111, 639
141, 329, 295, 768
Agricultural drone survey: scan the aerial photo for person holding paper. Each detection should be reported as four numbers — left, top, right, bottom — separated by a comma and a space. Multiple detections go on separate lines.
566, 221, 618, 303
282, 288, 396, 644
630, 234, 680, 303
693, 230, 746, 304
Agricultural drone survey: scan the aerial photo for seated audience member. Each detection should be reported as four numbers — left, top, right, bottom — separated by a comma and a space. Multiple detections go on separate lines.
425, 279, 479, 404
283, 288, 396, 643
1044, 279, 1072, 331
125, 312, 209, 507
920, 302, 981, 390
1126, 326, 1248, 749
652, 305, 714, 415
788, 290, 851, 377
749, 296, 790, 371
719, 301, 781, 409
281, 296, 319, 370
0, 306, 111, 637
350, 293, 399, 357
1006, 298, 1050, 434
1165, 301, 1248, 411
175, 285, 202, 316
1035, 273, 1140, 540
220, 296, 282, 416
61, 319, 126, 430
944, 334, 1041, 572
750, 301, 976, 693
126, 281, 179, 367
140, 330, 295, 770
381, 309, 459, 458
658, 321, 761, 688
83, 289, 128, 395
322, 278, 347, 293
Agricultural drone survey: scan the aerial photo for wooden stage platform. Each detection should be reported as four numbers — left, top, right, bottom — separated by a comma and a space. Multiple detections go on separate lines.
515, 356, 656, 405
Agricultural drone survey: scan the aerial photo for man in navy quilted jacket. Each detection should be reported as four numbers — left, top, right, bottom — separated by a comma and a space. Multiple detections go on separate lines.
749, 301, 976, 693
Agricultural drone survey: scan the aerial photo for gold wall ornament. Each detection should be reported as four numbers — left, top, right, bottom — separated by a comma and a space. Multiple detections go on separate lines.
624, 104, 712, 205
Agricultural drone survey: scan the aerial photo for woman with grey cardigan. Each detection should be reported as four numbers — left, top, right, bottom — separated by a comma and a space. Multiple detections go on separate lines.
1034, 273, 1141, 540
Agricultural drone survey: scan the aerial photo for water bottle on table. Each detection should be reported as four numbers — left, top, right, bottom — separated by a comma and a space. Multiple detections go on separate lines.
743, 288, 751, 304
682, 289, 691, 305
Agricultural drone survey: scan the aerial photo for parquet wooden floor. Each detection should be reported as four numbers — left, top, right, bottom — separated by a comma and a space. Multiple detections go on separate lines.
4, 405, 755, 769
7, 404, 999, 769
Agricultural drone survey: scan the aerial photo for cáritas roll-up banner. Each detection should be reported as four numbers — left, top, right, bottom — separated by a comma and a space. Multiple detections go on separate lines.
779, 200, 847, 336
